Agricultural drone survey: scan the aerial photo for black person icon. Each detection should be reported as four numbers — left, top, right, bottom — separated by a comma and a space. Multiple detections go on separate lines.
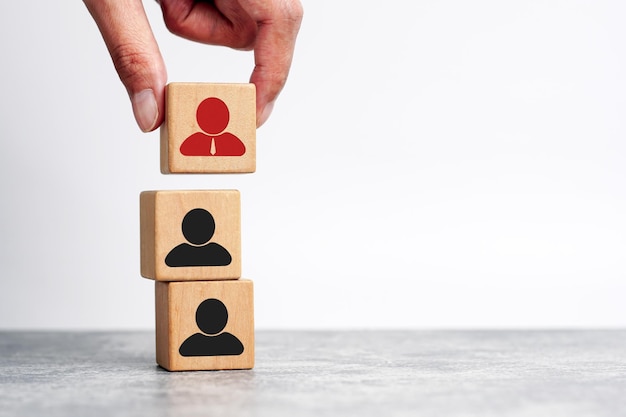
179, 298, 244, 357
165, 208, 232, 267
179, 97, 246, 157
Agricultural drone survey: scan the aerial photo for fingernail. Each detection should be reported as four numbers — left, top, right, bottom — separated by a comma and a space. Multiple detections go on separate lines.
258, 100, 275, 127
132, 89, 158, 132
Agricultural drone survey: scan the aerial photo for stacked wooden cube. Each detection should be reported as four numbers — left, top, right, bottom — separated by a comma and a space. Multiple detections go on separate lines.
140, 83, 256, 371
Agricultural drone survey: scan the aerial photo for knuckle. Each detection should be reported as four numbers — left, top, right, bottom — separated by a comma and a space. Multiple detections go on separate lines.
162, 13, 186, 35
232, 24, 257, 49
289, 1, 304, 22
280, 0, 304, 25
109, 43, 153, 88
160, 2, 191, 35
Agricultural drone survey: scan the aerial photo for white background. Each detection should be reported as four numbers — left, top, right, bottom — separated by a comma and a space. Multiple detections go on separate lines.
0, 1, 625, 330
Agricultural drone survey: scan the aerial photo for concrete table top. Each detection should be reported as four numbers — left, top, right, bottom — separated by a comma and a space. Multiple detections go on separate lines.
1, 330, 625, 416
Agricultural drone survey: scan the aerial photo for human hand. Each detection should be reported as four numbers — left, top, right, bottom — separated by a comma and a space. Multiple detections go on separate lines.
84, 0, 303, 132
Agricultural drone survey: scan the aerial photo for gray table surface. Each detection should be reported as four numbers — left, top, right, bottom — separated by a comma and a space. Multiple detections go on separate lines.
0, 330, 625, 417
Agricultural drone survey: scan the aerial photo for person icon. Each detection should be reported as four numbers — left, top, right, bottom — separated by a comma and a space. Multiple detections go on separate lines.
179, 97, 246, 156
165, 208, 232, 267
179, 298, 244, 357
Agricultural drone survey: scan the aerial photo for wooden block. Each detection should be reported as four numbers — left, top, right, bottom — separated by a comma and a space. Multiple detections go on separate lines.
156, 280, 254, 371
140, 190, 241, 281
160, 83, 256, 174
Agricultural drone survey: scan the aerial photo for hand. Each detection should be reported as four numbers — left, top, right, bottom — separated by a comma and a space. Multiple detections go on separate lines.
84, 0, 303, 132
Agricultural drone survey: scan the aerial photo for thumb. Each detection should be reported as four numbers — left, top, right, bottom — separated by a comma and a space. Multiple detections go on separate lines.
84, 0, 167, 132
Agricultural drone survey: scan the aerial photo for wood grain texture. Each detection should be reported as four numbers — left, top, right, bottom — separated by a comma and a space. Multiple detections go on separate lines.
155, 280, 254, 371
140, 190, 241, 281
161, 83, 256, 174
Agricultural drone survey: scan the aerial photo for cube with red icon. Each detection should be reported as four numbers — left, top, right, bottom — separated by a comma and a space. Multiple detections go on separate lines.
160, 83, 256, 174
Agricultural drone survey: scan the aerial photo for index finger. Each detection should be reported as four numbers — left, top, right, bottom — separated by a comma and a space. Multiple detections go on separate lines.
240, 0, 303, 126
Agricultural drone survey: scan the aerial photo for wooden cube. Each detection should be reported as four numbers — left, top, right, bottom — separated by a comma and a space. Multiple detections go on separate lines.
156, 280, 254, 371
140, 190, 241, 281
160, 83, 256, 174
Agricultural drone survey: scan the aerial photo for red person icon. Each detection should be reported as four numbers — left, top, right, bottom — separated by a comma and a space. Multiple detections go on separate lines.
180, 97, 246, 156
